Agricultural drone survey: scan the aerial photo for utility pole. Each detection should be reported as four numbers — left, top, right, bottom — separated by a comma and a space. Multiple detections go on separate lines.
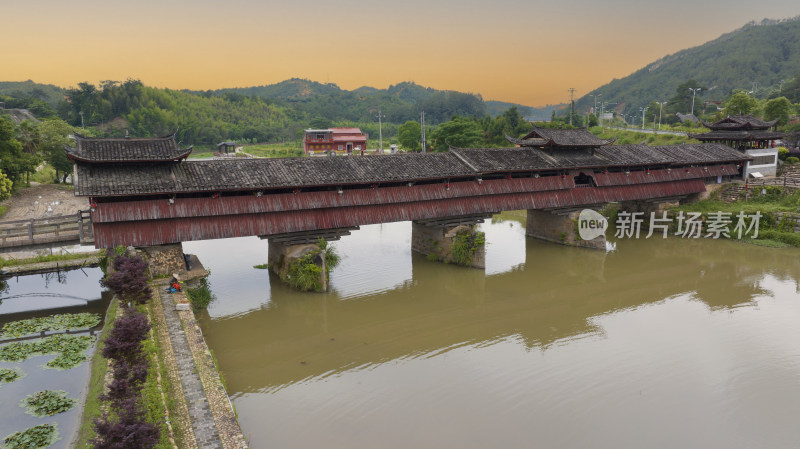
688, 88, 701, 116
568, 88, 575, 126
657, 101, 667, 129
591, 94, 601, 125
376, 109, 386, 153
640, 106, 648, 130
420, 111, 426, 153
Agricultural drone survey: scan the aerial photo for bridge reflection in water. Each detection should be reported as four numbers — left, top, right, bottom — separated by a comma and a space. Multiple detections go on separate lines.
185, 218, 800, 449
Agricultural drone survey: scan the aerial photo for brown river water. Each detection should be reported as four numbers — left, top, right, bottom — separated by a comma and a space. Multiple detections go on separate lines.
185, 213, 800, 449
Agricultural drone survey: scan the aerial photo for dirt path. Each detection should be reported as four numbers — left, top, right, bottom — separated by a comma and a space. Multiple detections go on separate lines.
1, 183, 87, 221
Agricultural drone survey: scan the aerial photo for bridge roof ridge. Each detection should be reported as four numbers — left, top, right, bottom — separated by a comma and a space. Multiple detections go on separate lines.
66, 133, 192, 164
448, 148, 480, 173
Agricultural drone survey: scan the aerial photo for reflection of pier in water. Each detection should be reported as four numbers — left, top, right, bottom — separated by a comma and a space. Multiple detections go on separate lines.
199, 237, 800, 393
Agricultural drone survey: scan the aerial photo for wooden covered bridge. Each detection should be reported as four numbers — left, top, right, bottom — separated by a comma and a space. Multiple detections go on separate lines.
68, 129, 748, 280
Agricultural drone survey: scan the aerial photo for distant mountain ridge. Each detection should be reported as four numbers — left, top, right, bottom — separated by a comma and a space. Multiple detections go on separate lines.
199, 78, 552, 122
576, 16, 800, 116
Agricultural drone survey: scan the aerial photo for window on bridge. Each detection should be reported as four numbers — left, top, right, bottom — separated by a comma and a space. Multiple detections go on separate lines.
574, 172, 596, 188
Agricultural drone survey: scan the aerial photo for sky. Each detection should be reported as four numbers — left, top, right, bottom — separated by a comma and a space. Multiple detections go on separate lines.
3, 0, 799, 106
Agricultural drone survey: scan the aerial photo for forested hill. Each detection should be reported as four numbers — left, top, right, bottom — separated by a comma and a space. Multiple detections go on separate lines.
202, 79, 486, 124
576, 17, 800, 116
0, 79, 544, 145
201, 79, 550, 123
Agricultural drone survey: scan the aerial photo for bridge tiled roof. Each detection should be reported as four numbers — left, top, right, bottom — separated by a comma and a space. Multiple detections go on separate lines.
75, 143, 749, 197
74, 153, 474, 196
701, 115, 778, 130
517, 127, 614, 148
67, 133, 192, 163
450, 143, 744, 172
688, 130, 787, 141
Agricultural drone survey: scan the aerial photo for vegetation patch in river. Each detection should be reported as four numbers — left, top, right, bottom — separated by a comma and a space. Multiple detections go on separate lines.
21, 390, 75, 417
2, 423, 59, 449
1, 313, 101, 339
0, 368, 22, 384
0, 334, 94, 369
186, 278, 216, 310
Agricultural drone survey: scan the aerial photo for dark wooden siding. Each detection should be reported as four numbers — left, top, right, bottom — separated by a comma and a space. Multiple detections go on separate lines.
91, 179, 706, 247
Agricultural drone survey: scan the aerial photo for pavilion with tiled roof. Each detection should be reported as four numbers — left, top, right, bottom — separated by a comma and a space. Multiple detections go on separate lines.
689, 115, 786, 149
505, 126, 615, 149
66, 133, 192, 164
688, 115, 785, 177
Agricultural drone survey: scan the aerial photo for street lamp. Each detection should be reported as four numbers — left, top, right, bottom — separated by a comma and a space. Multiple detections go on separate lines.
656, 101, 668, 129
689, 88, 701, 116
640, 106, 648, 130
590, 94, 601, 120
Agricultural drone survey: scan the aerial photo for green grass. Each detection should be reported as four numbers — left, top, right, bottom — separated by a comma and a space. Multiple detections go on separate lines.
673, 188, 800, 215
144, 301, 190, 449
31, 164, 57, 184
742, 238, 791, 248
0, 250, 104, 269
670, 186, 800, 248
589, 127, 700, 146
186, 278, 216, 310
0, 205, 7, 218
242, 143, 303, 158
188, 142, 303, 159
75, 297, 118, 447
140, 314, 174, 449
253, 263, 269, 269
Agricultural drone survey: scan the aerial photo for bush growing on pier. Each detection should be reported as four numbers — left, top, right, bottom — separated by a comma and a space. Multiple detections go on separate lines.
285, 239, 340, 292
102, 254, 153, 306
451, 230, 485, 266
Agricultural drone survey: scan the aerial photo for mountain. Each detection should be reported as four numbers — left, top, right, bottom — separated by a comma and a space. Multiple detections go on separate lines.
202, 79, 544, 124
484, 101, 562, 121
0, 80, 65, 106
576, 17, 800, 117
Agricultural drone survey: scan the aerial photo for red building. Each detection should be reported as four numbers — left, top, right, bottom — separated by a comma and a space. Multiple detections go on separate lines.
303, 127, 368, 155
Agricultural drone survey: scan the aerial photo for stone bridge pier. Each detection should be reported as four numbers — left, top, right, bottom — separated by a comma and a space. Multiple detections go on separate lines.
619, 198, 681, 216
262, 227, 358, 292
411, 214, 492, 268
526, 208, 607, 250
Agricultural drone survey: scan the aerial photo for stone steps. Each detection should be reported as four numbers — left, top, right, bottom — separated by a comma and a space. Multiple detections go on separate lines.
720, 184, 746, 203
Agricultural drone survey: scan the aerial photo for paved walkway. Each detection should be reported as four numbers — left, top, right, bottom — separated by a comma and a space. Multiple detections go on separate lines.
157, 288, 224, 449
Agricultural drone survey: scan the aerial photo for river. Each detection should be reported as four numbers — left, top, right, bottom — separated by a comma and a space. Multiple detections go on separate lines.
184, 214, 800, 449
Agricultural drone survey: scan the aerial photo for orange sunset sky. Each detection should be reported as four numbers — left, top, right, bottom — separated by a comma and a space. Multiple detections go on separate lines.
3, 0, 799, 106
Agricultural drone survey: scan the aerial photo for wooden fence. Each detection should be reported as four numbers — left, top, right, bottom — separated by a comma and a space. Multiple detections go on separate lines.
0, 210, 93, 248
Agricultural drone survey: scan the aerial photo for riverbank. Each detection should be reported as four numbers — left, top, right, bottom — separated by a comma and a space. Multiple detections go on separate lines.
74, 251, 247, 449
671, 184, 800, 247
0, 252, 103, 276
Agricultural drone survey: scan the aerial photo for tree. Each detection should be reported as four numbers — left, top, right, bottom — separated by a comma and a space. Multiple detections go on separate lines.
101, 254, 153, 305
39, 119, 77, 182
587, 113, 599, 127
0, 170, 12, 201
397, 121, 421, 151
723, 91, 759, 116
429, 117, 484, 152
0, 116, 34, 186
15, 120, 41, 155
763, 97, 791, 126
